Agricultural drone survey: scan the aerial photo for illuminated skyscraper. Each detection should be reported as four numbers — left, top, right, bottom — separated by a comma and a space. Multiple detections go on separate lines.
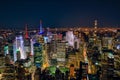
24, 38, 30, 57
102, 37, 113, 49
94, 20, 98, 29
25, 24, 29, 39
94, 20, 98, 36
30, 39, 34, 56
13, 36, 26, 62
56, 41, 67, 66
66, 31, 75, 48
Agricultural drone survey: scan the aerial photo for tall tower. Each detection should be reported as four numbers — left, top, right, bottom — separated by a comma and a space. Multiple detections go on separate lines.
39, 20, 43, 34
94, 20, 98, 29
93, 20, 98, 44
25, 24, 29, 39
94, 20, 98, 36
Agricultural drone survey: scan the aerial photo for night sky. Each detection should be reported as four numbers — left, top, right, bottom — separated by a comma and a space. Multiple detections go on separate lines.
0, 0, 120, 29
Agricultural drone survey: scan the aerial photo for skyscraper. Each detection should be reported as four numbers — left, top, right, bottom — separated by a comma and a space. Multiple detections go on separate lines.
34, 43, 43, 67
13, 36, 26, 61
25, 24, 29, 39
66, 31, 74, 48
39, 20, 43, 34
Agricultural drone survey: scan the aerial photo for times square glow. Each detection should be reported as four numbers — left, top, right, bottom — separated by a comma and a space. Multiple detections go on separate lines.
13, 36, 26, 61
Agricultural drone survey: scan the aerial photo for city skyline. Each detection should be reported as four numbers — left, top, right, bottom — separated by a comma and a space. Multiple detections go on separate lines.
0, 0, 120, 28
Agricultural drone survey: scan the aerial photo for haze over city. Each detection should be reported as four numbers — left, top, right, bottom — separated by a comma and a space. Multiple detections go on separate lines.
0, 0, 120, 29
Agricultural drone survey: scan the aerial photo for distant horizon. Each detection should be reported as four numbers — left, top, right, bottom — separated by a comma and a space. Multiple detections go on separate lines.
0, 19, 120, 29
0, 25, 119, 30
0, 19, 120, 30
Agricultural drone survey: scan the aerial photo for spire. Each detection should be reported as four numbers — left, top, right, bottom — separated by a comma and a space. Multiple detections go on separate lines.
94, 20, 98, 29
39, 20, 43, 34
25, 24, 29, 39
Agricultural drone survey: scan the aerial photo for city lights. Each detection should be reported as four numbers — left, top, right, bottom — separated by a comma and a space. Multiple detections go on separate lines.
0, 22, 120, 80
